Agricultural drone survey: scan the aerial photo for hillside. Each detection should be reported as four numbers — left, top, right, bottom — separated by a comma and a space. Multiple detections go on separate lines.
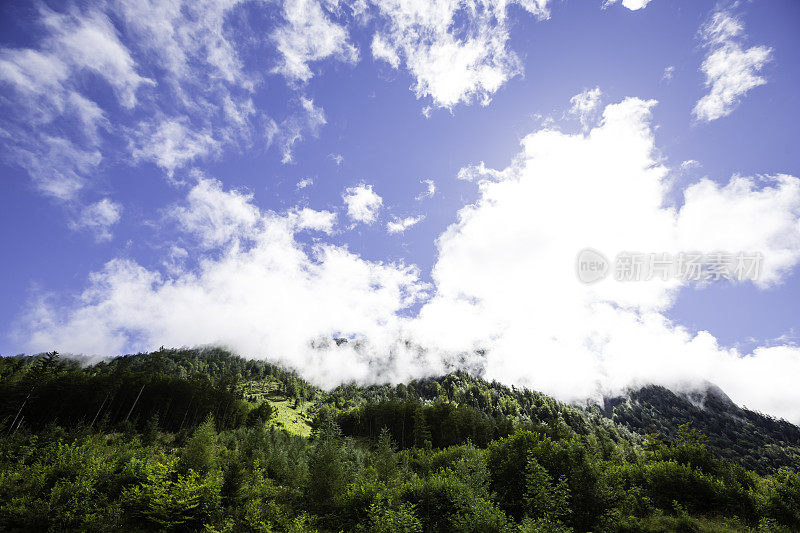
1, 348, 799, 532
605, 384, 800, 474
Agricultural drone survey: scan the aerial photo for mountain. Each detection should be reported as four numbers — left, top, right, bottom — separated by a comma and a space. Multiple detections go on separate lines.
1, 348, 799, 532
604, 383, 800, 474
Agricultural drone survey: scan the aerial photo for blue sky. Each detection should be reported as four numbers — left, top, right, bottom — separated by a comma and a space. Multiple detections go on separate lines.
2, 0, 800, 420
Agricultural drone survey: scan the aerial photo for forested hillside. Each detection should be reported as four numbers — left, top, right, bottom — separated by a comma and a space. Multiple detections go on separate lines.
1, 348, 798, 532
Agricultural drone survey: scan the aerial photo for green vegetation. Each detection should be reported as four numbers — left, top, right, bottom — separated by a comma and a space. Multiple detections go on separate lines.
1, 348, 799, 532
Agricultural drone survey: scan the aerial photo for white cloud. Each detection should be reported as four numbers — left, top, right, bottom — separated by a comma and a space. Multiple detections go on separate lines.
300, 97, 326, 131
116, 0, 251, 87
0, 0, 275, 233
604, 0, 653, 10
0, 0, 288, 212
272, 0, 358, 83
370, 0, 550, 108
38, 7, 154, 109
0, 6, 149, 202
296, 177, 314, 189
371, 33, 400, 69
279, 97, 327, 164
131, 118, 221, 177
457, 161, 508, 182
693, 10, 772, 123
415, 179, 436, 201
680, 159, 700, 171
567, 86, 603, 130
17, 180, 429, 388
170, 177, 261, 249
6, 136, 102, 201
411, 96, 800, 422
387, 214, 425, 234
70, 198, 123, 242
292, 207, 337, 234
114, 0, 272, 167
162, 245, 189, 276
662, 65, 675, 81
18, 101, 800, 422
0, 48, 69, 100
330, 153, 344, 166
342, 183, 383, 224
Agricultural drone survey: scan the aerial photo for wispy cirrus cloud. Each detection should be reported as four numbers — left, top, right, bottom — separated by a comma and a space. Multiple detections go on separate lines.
0, 0, 347, 240
0, 6, 149, 202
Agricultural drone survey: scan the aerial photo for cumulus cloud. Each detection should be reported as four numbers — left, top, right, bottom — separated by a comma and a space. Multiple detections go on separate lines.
370, 0, 550, 108
662, 65, 675, 82
342, 183, 383, 224
17, 99, 800, 421
17, 179, 429, 388
70, 198, 123, 242
693, 10, 772, 123
387, 214, 424, 234
411, 96, 800, 421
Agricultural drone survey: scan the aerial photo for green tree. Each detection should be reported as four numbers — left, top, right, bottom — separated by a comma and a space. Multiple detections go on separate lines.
374, 427, 399, 483
180, 414, 218, 475
524, 455, 570, 524
306, 422, 347, 512
413, 407, 432, 449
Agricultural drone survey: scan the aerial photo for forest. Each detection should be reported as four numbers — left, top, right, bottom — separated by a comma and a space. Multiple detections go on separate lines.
0, 348, 798, 532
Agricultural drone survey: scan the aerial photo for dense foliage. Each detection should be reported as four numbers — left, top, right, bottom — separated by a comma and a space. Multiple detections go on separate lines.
1, 349, 798, 532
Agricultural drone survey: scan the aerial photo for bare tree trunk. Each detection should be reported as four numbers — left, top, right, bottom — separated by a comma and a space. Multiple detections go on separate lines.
12, 415, 24, 434
124, 384, 145, 423
91, 393, 110, 428
8, 389, 32, 436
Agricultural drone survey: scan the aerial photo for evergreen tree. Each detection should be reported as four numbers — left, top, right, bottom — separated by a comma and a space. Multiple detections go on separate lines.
412, 407, 432, 449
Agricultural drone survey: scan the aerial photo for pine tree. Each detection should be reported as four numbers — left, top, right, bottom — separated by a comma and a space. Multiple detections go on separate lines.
374, 427, 398, 482
412, 407, 432, 449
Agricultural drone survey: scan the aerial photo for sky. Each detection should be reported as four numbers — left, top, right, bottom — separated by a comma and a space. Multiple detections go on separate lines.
2, 0, 800, 421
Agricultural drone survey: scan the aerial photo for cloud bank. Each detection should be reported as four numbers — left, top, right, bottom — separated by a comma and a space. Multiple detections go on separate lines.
15, 95, 800, 423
